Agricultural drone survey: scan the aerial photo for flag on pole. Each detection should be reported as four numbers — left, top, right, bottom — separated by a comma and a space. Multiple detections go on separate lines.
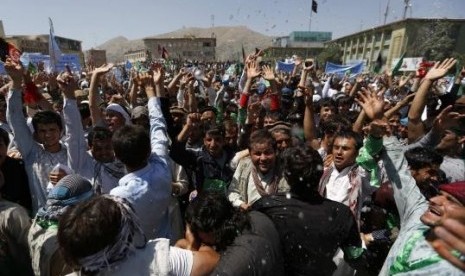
373, 52, 383, 73
312, 0, 318, 13
48, 18, 62, 72
392, 52, 406, 76
161, 47, 169, 60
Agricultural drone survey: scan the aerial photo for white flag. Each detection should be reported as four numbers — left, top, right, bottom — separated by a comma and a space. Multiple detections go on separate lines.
48, 18, 62, 72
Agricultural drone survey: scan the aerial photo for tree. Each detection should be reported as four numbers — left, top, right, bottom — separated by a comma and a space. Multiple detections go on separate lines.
409, 21, 457, 61
317, 43, 342, 65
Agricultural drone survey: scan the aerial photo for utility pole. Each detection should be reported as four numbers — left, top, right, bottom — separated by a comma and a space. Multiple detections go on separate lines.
403, 0, 411, 19
384, 0, 391, 25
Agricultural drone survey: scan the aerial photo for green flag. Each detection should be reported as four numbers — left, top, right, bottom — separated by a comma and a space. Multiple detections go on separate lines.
373, 52, 383, 74
392, 52, 406, 76
27, 62, 37, 74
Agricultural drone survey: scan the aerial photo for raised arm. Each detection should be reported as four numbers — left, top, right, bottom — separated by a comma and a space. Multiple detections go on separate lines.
356, 85, 428, 225
167, 68, 186, 96
89, 63, 114, 126
408, 58, 457, 143
128, 71, 139, 108
384, 92, 415, 119
262, 65, 278, 95
5, 58, 35, 157
58, 71, 93, 178
141, 67, 169, 157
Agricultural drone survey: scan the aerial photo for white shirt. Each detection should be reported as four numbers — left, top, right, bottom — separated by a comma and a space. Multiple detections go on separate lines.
325, 165, 356, 206
246, 171, 274, 206
66, 239, 193, 276
441, 156, 465, 183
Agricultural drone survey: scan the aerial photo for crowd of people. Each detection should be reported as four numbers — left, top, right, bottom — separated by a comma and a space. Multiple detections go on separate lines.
0, 48, 464, 276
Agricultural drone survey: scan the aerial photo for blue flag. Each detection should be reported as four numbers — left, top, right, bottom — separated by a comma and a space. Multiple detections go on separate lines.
276, 60, 295, 73
325, 61, 364, 77
125, 60, 132, 70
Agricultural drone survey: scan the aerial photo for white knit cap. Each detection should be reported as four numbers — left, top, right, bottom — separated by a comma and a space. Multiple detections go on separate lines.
106, 104, 132, 125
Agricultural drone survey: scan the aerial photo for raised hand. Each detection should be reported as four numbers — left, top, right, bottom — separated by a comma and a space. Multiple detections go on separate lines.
246, 60, 261, 79
90, 63, 114, 77
302, 62, 314, 73
186, 112, 201, 127
152, 65, 165, 85
432, 105, 465, 133
432, 204, 465, 271
56, 71, 78, 98
424, 58, 457, 81
138, 72, 155, 89
180, 73, 194, 88
355, 87, 385, 120
3, 58, 24, 85
261, 65, 275, 81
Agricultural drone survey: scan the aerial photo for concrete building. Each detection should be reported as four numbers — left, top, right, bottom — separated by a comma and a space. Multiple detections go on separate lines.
143, 36, 216, 61
5, 34, 84, 64
329, 18, 465, 71
123, 49, 151, 63
264, 31, 332, 61
0, 20, 5, 38
85, 48, 107, 67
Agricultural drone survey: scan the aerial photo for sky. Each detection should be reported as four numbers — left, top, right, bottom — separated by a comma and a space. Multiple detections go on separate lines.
1, 0, 464, 50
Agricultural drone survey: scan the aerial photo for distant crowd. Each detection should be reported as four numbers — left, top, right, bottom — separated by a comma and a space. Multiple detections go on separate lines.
0, 49, 465, 276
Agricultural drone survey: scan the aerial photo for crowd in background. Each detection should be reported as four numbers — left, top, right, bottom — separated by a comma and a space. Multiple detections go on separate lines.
0, 48, 464, 276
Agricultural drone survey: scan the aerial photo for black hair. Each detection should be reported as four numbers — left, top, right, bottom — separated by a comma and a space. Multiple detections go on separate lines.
264, 111, 282, 122
185, 192, 250, 251
32, 110, 63, 132
319, 114, 352, 135
405, 147, 443, 170
333, 130, 364, 151
248, 129, 277, 152
203, 123, 224, 138
336, 95, 353, 107
57, 196, 121, 268
87, 126, 113, 148
318, 98, 336, 112
112, 125, 150, 168
281, 145, 324, 195
78, 102, 91, 119
0, 128, 9, 146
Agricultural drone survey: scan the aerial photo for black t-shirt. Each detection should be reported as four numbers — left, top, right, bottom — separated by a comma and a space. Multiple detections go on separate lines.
211, 211, 285, 276
253, 193, 361, 276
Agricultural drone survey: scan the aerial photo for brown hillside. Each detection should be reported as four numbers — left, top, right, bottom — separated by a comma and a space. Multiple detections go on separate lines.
94, 26, 273, 62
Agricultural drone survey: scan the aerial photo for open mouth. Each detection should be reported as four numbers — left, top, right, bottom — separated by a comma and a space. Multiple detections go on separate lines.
428, 205, 442, 216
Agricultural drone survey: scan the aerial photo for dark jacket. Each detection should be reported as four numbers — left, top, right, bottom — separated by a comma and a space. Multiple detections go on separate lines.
1, 157, 31, 212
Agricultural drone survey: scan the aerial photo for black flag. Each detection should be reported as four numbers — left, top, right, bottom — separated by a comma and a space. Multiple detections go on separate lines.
312, 0, 318, 13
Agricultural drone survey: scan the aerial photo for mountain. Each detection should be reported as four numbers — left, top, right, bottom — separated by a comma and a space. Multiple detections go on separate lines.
93, 26, 273, 62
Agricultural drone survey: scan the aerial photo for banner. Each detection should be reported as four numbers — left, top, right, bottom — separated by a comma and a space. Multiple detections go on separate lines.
391, 57, 423, 71
324, 61, 364, 76
276, 60, 295, 73
21, 52, 81, 73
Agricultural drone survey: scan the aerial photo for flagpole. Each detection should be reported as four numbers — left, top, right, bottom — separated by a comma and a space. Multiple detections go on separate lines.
309, 5, 312, 31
